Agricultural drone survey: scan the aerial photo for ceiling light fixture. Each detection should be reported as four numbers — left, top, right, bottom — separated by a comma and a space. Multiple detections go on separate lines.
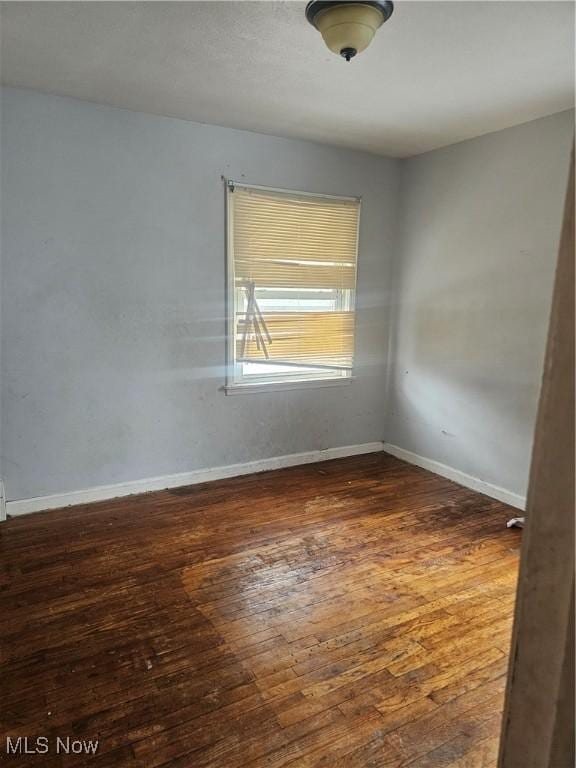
305, 0, 394, 61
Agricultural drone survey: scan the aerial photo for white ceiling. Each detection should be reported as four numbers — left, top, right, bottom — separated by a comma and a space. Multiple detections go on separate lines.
1, 1, 573, 157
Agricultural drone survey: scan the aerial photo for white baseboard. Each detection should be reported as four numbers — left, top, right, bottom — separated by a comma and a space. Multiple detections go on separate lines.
0, 480, 6, 522
6, 442, 384, 517
383, 443, 526, 511
6, 440, 526, 518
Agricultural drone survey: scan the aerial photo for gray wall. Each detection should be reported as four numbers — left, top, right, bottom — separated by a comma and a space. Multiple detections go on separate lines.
385, 110, 573, 498
0, 89, 3, 492
1, 88, 571, 503
0, 88, 400, 501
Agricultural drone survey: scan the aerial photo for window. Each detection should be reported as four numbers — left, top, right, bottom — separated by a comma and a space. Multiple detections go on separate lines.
226, 183, 360, 392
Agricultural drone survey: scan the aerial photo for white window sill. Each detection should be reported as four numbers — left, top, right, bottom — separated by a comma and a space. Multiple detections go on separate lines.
224, 376, 354, 395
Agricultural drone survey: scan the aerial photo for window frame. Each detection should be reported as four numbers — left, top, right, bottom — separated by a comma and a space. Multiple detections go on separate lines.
224, 181, 361, 395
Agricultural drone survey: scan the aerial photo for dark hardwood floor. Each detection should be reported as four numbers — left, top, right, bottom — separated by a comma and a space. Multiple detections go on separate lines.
0, 452, 521, 767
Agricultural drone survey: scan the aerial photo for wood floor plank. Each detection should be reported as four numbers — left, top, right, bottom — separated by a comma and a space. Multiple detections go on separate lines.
0, 452, 520, 766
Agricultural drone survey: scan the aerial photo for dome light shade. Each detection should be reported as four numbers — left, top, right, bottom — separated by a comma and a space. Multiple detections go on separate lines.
306, 1, 394, 61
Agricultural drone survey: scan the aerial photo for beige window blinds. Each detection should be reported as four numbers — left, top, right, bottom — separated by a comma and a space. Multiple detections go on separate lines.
227, 183, 360, 387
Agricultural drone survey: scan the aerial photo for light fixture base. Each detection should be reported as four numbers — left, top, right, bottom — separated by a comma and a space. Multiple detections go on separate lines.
305, 1, 394, 27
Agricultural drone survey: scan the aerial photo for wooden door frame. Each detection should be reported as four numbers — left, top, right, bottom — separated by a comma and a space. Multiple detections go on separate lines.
498, 148, 575, 767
